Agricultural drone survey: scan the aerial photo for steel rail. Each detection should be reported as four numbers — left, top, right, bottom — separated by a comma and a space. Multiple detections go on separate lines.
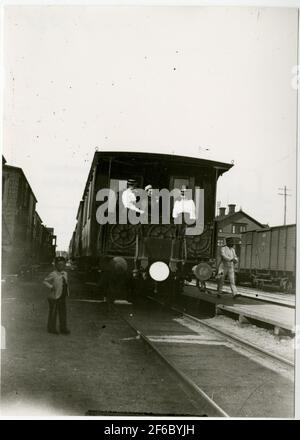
148, 296, 294, 369
113, 305, 229, 418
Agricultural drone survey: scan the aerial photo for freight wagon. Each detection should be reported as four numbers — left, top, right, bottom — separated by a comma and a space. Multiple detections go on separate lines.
238, 224, 296, 293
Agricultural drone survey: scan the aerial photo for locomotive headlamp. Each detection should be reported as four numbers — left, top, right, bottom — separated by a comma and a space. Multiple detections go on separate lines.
149, 261, 170, 282
192, 263, 212, 281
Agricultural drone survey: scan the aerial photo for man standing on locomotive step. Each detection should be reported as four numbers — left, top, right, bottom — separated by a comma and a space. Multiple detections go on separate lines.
217, 237, 239, 298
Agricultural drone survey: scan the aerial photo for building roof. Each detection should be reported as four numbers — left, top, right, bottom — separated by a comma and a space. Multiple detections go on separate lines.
215, 208, 265, 228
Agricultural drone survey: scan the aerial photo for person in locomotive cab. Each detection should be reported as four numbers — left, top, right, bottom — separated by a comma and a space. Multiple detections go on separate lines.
217, 237, 239, 298
172, 185, 196, 221
172, 186, 196, 238
145, 184, 153, 198
172, 185, 196, 237
121, 178, 144, 214
43, 257, 70, 335
141, 184, 152, 218
142, 184, 160, 218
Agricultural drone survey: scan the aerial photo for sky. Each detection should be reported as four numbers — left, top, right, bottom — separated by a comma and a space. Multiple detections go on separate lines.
2, 5, 298, 250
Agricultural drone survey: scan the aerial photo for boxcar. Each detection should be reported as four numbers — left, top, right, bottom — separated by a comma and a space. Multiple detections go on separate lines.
238, 224, 296, 292
70, 151, 233, 296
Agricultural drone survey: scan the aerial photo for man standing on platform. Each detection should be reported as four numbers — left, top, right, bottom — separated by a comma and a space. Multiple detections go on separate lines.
217, 237, 239, 298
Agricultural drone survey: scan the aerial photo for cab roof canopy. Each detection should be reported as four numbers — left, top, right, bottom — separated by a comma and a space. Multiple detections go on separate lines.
81, 150, 233, 198
92, 150, 233, 171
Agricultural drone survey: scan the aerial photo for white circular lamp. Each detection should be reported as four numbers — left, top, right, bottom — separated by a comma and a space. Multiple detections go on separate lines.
149, 261, 170, 282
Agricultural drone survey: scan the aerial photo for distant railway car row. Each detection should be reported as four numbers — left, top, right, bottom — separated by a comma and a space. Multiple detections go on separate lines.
2, 156, 57, 275
237, 224, 296, 293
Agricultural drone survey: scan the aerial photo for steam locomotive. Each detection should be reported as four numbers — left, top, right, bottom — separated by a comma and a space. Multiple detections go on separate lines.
69, 151, 233, 298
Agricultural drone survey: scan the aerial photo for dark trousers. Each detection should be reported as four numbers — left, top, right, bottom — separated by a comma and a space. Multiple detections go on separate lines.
47, 295, 67, 332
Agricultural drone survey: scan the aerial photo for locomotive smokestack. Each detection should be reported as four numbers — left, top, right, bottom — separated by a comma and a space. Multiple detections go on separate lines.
228, 204, 236, 215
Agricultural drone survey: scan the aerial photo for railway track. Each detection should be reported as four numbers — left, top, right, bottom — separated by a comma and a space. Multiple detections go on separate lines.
148, 295, 294, 369
202, 281, 295, 308
113, 305, 229, 418
113, 293, 294, 418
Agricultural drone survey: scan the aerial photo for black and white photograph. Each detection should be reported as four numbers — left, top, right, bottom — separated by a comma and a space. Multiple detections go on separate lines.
0, 1, 299, 421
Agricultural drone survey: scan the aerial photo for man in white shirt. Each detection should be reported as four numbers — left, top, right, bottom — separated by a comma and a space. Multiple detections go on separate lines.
121, 179, 144, 214
217, 237, 238, 297
172, 186, 196, 221
43, 257, 70, 334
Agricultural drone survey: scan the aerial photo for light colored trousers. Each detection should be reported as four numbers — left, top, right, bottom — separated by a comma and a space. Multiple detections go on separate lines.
217, 262, 238, 295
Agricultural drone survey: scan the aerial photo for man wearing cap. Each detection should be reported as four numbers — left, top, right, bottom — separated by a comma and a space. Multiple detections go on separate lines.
172, 186, 196, 239
172, 185, 196, 221
121, 179, 144, 214
217, 237, 239, 297
142, 184, 160, 219
43, 257, 70, 334
145, 184, 153, 197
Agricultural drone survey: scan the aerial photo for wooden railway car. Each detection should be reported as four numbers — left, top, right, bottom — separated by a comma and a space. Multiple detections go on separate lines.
70, 151, 233, 296
238, 224, 296, 292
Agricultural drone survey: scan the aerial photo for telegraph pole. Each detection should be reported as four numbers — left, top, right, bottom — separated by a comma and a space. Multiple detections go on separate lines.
278, 186, 292, 225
